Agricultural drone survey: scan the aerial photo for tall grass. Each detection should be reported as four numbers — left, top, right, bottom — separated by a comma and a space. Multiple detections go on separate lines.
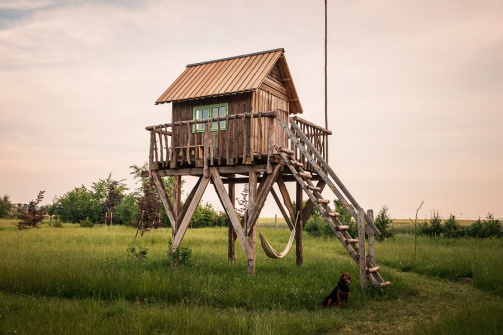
1, 220, 503, 334
377, 234, 503, 295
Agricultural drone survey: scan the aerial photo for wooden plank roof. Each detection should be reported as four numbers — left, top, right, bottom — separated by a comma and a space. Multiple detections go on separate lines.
155, 48, 302, 114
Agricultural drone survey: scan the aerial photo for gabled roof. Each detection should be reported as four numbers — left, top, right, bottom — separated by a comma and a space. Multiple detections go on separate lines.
155, 48, 302, 114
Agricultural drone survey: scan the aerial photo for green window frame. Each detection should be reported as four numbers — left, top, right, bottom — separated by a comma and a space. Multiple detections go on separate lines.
193, 103, 228, 132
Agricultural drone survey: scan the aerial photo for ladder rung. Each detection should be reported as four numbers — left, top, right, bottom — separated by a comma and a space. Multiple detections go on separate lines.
298, 172, 312, 179
368, 266, 380, 273
289, 160, 304, 167
279, 147, 295, 155
328, 211, 339, 217
379, 281, 392, 288
346, 239, 359, 243
318, 199, 330, 204
336, 225, 349, 231
308, 185, 322, 192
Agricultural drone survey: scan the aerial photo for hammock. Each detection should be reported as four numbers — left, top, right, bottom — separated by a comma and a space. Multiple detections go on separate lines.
259, 226, 296, 259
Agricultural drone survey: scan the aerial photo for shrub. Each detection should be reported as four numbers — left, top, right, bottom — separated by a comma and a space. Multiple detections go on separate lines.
443, 214, 465, 238
17, 191, 46, 230
421, 210, 443, 237
0, 194, 12, 219
466, 214, 502, 238
304, 215, 333, 239
168, 239, 192, 268
191, 202, 219, 228
374, 205, 394, 240
79, 217, 95, 228
127, 246, 148, 266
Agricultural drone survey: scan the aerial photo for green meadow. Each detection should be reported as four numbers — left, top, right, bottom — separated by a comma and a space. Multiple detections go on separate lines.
1, 219, 502, 335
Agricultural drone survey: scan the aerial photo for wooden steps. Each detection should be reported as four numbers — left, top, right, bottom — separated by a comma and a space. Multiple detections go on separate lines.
274, 115, 391, 290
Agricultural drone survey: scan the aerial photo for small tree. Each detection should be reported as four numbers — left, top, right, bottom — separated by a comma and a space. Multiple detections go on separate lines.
422, 210, 443, 237
0, 194, 12, 219
236, 183, 249, 221
443, 214, 465, 238
17, 191, 46, 230
135, 177, 163, 236
374, 205, 394, 240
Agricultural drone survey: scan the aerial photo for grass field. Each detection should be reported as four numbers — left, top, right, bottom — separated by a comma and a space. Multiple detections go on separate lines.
1, 219, 502, 334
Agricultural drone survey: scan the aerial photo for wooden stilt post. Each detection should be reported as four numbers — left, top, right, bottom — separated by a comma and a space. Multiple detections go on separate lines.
228, 174, 236, 263
295, 181, 303, 266
173, 175, 181, 238
357, 208, 367, 288
367, 209, 376, 266
247, 171, 257, 275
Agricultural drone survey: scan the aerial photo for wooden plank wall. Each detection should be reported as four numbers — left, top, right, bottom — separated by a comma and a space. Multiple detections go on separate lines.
170, 81, 291, 164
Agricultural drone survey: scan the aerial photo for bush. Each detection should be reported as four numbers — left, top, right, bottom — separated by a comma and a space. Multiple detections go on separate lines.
421, 210, 443, 237
79, 217, 95, 228
0, 194, 12, 219
191, 202, 219, 228
466, 214, 502, 238
304, 215, 333, 239
443, 214, 465, 238
168, 239, 192, 268
17, 191, 46, 230
374, 205, 394, 240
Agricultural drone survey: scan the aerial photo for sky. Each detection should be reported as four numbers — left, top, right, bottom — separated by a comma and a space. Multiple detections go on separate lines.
1, 0, 502, 219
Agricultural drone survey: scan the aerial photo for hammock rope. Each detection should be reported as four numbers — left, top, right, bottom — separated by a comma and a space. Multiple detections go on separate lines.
259, 222, 297, 259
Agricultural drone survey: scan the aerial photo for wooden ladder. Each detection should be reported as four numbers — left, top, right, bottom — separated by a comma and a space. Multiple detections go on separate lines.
275, 116, 391, 289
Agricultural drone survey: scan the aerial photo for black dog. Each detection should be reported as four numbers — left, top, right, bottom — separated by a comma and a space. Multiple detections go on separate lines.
322, 272, 351, 308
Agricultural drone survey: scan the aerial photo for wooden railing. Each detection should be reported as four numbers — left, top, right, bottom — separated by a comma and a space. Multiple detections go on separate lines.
290, 116, 331, 172
146, 111, 331, 173
146, 111, 280, 170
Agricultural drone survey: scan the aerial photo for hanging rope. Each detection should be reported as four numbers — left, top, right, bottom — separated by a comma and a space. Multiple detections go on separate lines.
259, 216, 298, 259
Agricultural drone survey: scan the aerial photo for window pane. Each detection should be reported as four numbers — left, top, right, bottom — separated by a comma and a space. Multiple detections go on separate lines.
218, 106, 226, 117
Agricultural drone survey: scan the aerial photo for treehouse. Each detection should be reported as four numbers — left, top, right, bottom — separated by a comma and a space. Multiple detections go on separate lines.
146, 48, 390, 289
149, 48, 327, 170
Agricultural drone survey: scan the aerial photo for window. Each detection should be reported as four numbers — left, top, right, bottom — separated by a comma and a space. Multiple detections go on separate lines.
193, 103, 228, 132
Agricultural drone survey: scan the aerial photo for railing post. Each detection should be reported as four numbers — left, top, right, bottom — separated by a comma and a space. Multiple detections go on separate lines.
367, 209, 376, 266
357, 208, 367, 289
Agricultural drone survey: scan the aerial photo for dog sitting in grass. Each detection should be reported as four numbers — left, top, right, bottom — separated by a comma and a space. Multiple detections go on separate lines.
322, 273, 351, 308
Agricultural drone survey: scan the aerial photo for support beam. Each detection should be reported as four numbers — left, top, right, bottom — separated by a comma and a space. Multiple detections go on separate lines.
246, 163, 281, 235
151, 171, 176, 235
357, 208, 367, 289
176, 177, 203, 225
276, 176, 296, 224
210, 167, 253, 261
367, 209, 376, 266
295, 181, 303, 266
171, 176, 210, 251
270, 187, 294, 230
247, 171, 258, 275
228, 174, 236, 263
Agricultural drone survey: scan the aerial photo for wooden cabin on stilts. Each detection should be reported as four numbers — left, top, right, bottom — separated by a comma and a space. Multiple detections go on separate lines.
146, 48, 390, 288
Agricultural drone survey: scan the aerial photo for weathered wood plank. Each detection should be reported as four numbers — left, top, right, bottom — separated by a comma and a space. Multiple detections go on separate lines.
186, 122, 191, 164
270, 187, 294, 230
357, 208, 367, 288
276, 176, 296, 223
176, 176, 202, 224
245, 163, 281, 235
247, 171, 257, 275
151, 171, 176, 234
367, 209, 376, 267
171, 176, 210, 251
210, 167, 253, 259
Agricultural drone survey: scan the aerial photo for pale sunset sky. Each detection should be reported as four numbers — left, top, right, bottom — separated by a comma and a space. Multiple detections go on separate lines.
1, 0, 502, 219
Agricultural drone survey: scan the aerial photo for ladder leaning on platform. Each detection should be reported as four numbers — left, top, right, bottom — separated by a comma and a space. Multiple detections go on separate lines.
276, 115, 391, 289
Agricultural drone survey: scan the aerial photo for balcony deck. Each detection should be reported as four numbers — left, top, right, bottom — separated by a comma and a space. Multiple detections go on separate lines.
146, 111, 331, 175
